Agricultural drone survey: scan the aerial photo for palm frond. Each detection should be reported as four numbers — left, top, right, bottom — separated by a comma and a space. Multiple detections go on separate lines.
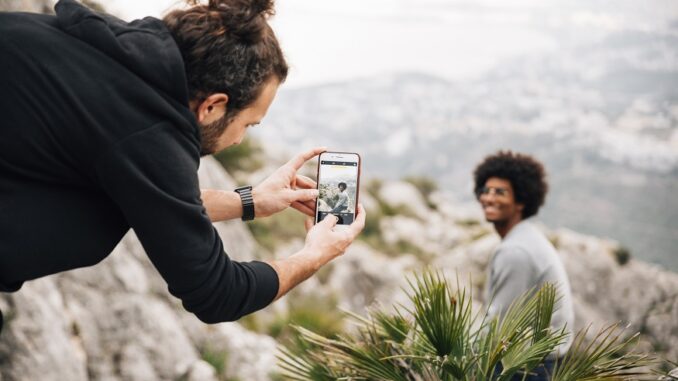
551, 324, 655, 381
277, 270, 657, 381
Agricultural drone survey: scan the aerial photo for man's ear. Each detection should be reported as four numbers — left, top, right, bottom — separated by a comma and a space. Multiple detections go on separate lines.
516, 203, 525, 213
195, 93, 229, 124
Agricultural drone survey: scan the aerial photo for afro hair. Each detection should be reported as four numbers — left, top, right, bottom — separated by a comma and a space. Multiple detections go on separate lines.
473, 151, 548, 219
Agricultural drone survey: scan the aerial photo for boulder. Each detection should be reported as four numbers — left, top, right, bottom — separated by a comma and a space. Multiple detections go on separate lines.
378, 181, 430, 219
0, 278, 88, 381
327, 242, 419, 315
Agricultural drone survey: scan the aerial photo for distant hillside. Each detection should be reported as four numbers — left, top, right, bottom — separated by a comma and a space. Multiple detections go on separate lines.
256, 27, 678, 270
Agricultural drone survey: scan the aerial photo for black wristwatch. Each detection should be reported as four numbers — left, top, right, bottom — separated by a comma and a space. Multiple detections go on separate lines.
234, 185, 255, 221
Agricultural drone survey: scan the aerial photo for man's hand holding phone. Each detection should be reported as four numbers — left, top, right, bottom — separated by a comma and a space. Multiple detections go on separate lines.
301, 204, 367, 270
265, 150, 366, 300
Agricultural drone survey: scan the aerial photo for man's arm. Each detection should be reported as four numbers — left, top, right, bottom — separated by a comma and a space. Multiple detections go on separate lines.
96, 124, 279, 323
198, 194, 367, 301
201, 147, 325, 222
201, 189, 243, 221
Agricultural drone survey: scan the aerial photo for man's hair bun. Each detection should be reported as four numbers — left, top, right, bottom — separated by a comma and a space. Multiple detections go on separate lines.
208, 0, 275, 18
182, 0, 276, 44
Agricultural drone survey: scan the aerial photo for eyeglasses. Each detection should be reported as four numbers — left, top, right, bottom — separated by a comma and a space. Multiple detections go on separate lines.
476, 186, 510, 197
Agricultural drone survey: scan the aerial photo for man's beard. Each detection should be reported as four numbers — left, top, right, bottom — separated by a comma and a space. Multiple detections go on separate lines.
198, 113, 232, 156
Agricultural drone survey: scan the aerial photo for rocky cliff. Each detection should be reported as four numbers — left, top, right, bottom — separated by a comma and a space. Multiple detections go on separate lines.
1, 158, 677, 380
1, 1, 676, 377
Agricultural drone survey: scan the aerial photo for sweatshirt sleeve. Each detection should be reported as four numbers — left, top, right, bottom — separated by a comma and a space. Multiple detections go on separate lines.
487, 246, 536, 319
94, 123, 279, 323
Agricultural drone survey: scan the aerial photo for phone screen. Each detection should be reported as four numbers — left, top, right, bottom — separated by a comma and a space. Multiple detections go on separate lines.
316, 153, 360, 225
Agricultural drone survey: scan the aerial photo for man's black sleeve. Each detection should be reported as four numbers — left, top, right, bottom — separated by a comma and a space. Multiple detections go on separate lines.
95, 123, 279, 323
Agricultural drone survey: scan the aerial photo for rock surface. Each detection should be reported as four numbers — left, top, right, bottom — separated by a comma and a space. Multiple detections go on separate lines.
0, 0, 52, 13
2, 163, 678, 380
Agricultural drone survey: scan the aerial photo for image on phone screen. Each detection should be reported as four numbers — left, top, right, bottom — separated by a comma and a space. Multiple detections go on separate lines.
316, 154, 359, 225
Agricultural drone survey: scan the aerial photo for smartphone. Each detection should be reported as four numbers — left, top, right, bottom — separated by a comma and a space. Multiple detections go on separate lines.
315, 151, 361, 229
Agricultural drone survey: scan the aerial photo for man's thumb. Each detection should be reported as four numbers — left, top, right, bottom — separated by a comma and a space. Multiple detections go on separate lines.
319, 213, 338, 229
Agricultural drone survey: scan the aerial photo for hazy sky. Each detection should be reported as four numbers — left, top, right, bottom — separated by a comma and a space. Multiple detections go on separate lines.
98, 0, 678, 88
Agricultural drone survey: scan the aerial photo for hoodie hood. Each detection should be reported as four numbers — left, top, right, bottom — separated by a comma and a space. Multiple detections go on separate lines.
55, 0, 189, 105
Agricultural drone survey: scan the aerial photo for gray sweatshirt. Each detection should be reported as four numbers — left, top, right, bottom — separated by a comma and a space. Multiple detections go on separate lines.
486, 219, 575, 357
331, 191, 349, 213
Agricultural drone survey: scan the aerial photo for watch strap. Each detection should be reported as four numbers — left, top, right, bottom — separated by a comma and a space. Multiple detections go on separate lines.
234, 185, 255, 221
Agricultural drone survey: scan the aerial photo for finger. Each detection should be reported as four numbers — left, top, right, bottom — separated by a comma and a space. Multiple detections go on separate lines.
304, 216, 314, 232
299, 199, 316, 211
286, 147, 327, 171
318, 213, 339, 230
295, 175, 317, 189
292, 198, 316, 215
348, 204, 367, 238
291, 201, 315, 217
290, 188, 319, 202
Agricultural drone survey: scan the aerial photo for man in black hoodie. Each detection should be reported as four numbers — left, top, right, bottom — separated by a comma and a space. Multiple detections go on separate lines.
0, 0, 365, 332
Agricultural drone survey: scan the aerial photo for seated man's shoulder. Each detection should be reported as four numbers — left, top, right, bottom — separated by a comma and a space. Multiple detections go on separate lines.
494, 243, 535, 267
498, 237, 560, 277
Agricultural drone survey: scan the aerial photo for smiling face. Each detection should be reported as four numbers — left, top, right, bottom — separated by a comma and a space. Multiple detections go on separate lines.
194, 78, 280, 155
478, 177, 524, 229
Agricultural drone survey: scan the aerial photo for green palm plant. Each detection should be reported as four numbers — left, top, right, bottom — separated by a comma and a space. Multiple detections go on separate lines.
277, 271, 655, 381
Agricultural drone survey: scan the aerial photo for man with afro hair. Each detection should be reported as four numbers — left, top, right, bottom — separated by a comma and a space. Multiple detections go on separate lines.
473, 151, 574, 380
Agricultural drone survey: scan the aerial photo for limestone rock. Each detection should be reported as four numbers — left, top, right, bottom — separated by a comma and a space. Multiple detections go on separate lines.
378, 181, 430, 219
433, 233, 499, 301
218, 323, 278, 381
0, 0, 52, 13
183, 360, 218, 381
1, 152, 677, 380
0, 278, 88, 381
327, 242, 419, 314
175, 313, 278, 381
380, 214, 466, 255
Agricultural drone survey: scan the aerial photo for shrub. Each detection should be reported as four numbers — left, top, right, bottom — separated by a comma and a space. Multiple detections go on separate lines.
213, 138, 264, 175
457, 219, 481, 227
247, 208, 306, 252
199, 346, 228, 379
242, 291, 345, 344
268, 293, 345, 342
614, 246, 632, 266
279, 271, 654, 380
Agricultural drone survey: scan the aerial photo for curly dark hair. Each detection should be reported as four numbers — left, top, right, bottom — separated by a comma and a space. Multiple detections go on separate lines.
163, 0, 288, 120
338, 182, 347, 190
473, 151, 548, 219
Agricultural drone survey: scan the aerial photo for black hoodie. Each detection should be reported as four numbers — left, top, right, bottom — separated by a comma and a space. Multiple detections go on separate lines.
0, 0, 279, 323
